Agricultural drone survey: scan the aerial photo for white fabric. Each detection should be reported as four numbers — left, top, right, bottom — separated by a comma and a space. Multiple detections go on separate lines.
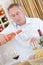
0, 23, 16, 34
21, 17, 43, 39
0, 35, 34, 63
0, 17, 43, 62
0, 17, 43, 39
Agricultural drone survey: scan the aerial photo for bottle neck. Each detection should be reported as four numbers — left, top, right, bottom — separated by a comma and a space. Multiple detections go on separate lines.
38, 29, 42, 36
38, 29, 43, 42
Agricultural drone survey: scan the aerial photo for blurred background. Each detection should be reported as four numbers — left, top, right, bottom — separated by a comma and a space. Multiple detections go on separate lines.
0, 0, 43, 20
13, 0, 43, 20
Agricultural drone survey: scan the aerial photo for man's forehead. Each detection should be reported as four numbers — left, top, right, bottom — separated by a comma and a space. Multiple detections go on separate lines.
9, 6, 21, 11
9, 6, 22, 15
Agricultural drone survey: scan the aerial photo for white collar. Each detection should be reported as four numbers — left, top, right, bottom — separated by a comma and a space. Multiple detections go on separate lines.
25, 16, 31, 24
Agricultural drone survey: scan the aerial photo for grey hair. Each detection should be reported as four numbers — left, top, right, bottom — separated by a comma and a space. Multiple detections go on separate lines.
8, 3, 21, 11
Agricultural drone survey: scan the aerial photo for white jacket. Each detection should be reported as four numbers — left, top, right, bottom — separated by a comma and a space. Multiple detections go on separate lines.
0, 17, 43, 39
0, 17, 43, 62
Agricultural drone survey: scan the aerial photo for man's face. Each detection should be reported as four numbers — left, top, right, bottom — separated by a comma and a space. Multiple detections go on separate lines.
9, 6, 26, 26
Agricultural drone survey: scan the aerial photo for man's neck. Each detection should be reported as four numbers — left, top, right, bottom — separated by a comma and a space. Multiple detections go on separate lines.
19, 18, 26, 26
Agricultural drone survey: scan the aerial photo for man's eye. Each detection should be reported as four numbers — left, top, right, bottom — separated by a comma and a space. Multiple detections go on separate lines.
12, 15, 15, 17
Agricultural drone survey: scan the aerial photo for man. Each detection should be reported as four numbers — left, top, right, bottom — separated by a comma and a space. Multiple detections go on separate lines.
0, 3, 43, 45
0, 3, 43, 61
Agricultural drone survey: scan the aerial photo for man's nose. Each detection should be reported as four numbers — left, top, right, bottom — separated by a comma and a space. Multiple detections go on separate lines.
15, 15, 19, 19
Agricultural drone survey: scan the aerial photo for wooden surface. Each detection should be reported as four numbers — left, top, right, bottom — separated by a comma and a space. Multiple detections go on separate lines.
17, 61, 31, 65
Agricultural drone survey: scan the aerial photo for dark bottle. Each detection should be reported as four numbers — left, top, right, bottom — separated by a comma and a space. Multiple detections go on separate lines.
38, 29, 43, 47
38, 29, 42, 36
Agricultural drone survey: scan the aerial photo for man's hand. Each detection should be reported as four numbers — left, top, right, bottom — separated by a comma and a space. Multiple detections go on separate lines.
30, 37, 40, 43
0, 33, 16, 46
29, 37, 40, 50
0, 34, 8, 46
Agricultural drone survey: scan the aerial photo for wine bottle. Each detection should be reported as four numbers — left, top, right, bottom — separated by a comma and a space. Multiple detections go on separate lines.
38, 29, 43, 47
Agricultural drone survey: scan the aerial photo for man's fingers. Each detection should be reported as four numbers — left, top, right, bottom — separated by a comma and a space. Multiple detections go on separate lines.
0, 34, 7, 46
0, 38, 7, 46
30, 37, 40, 43
1, 34, 8, 40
